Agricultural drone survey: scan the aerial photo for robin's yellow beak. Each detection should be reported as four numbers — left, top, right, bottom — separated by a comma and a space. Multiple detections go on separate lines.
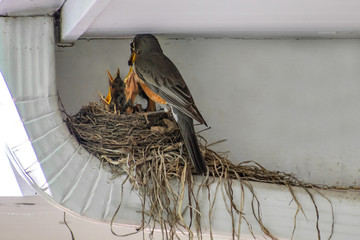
97, 87, 112, 105
124, 66, 133, 84
128, 51, 136, 66
104, 87, 112, 104
107, 69, 114, 84
102, 69, 114, 104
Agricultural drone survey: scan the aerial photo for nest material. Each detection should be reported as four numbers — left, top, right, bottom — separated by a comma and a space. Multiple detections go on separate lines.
65, 102, 334, 240
66, 102, 304, 184
66, 102, 183, 174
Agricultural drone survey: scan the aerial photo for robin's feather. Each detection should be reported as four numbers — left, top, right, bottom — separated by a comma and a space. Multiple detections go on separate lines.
172, 108, 207, 174
135, 53, 207, 126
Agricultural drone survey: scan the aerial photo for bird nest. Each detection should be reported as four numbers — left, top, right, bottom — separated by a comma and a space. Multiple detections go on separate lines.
65, 102, 334, 240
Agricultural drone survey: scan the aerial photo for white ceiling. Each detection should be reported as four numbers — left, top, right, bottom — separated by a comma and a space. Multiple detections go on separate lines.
83, 0, 360, 38
62, 0, 360, 41
2, 0, 360, 40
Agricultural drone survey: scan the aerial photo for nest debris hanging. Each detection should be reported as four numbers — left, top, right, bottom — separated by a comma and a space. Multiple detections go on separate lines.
65, 101, 334, 240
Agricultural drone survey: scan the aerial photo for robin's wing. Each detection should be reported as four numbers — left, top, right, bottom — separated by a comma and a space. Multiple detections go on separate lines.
135, 53, 207, 126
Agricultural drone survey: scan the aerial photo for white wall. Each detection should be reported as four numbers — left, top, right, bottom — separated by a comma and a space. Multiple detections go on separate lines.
56, 37, 360, 187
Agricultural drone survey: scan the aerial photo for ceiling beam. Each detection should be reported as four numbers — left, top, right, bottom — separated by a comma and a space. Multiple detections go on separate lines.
60, 0, 112, 42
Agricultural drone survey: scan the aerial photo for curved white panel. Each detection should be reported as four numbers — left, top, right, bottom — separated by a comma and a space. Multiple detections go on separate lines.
0, 16, 131, 224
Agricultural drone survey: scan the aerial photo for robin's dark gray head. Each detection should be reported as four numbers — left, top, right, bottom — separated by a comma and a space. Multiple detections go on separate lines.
131, 34, 163, 54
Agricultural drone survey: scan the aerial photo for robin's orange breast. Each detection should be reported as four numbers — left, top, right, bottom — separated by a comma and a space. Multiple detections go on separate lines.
124, 64, 167, 105
137, 80, 167, 105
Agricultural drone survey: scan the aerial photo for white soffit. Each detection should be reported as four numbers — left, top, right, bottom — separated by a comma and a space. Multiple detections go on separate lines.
60, 0, 360, 41
60, 0, 112, 42
0, 0, 63, 16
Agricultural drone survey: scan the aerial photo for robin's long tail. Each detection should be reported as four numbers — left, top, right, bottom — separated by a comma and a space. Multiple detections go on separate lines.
172, 108, 207, 174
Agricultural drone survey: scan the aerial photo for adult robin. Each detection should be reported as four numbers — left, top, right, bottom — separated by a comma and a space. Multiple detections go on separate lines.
125, 34, 207, 174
